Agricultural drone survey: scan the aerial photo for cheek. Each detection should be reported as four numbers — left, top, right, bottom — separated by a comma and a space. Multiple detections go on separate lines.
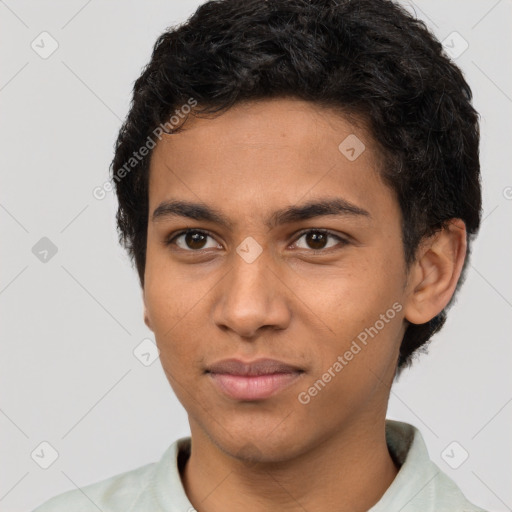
144, 243, 202, 327
290, 254, 405, 374
293, 253, 402, 326
144, 269, 201, 368
296, 300, 404, 416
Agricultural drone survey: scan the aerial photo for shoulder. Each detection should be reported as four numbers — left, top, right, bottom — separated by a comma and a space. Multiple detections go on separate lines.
380, 420, 490, 512
32, 461, 156, 512
428, 466, 489, 512
31, 438, 191, 512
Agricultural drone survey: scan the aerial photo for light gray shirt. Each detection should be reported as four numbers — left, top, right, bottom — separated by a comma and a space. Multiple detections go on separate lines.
33, 419, 488, 512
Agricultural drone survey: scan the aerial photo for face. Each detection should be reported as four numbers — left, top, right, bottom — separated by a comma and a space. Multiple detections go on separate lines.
143, 98, 410, 462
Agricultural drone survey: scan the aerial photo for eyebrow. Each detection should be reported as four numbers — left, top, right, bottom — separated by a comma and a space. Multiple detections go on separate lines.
151, 198, 371, 229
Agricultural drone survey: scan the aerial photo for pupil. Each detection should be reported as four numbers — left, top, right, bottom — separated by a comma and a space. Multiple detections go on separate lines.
307, 232, 327, 250
186, 231, 207, 249
183, 231, 328, 250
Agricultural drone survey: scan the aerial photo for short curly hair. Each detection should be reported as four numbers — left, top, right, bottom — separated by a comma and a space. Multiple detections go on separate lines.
111, 0, 481, 372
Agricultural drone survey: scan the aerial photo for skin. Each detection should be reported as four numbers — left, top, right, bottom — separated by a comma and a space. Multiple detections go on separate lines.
143, 98, 467, 512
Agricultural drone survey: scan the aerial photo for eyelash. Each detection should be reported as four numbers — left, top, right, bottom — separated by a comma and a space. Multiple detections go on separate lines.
164, 228, 349, 253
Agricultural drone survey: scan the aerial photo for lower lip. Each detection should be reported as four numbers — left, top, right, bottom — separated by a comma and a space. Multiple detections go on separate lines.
209, 372, 302, 401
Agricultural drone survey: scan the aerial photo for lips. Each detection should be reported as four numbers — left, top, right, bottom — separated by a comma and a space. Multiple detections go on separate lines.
206, 358, 302, 376
206, 358, 304, 401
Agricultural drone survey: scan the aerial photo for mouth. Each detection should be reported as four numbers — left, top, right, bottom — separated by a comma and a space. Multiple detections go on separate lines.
205, 358, 304, 401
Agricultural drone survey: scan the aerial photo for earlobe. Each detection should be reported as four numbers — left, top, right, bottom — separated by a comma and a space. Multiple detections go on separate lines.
403, 219, 467, 325
144, 307, 153, 331
142, 290, 153, 331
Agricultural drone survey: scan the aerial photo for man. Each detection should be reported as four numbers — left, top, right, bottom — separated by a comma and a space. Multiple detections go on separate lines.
34, 0, 487, 510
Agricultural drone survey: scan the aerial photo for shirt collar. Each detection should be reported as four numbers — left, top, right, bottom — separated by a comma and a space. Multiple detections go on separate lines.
150, 419, 479, 512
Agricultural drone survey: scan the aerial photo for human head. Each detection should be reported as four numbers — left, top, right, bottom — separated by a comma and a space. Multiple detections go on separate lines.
111, 0, 481, 373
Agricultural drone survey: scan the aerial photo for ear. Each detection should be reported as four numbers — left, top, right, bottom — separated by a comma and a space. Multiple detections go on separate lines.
403, 219, 467, 325
142, 289, 153, 332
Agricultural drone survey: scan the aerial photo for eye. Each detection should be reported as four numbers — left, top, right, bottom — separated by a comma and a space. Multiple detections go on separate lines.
165, 228, 348, 253
166, 229, 222, 251
291, 229, 348, 251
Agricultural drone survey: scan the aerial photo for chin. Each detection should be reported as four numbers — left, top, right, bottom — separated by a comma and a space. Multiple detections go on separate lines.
207, 423, 315, 465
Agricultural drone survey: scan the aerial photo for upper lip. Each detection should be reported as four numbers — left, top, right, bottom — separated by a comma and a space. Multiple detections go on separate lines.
206, 358, 303, 376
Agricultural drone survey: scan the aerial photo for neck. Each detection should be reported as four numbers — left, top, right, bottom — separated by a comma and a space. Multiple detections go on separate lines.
180, 414, 399, 512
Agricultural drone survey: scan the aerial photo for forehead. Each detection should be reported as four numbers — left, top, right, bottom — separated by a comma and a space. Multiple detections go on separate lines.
147, 98, 396, 225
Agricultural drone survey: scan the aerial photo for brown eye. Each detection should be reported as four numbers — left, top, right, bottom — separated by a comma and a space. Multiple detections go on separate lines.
184, 231, 208, 249
305, 231, 328, 250
167, 230, 222, 251
292, 230, 348, 251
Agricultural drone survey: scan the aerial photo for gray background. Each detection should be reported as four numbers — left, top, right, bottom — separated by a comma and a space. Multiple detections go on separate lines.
1, 1, 511, 510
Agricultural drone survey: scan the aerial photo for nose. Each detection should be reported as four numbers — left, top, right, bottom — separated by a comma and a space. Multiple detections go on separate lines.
212, 247, 291, 339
